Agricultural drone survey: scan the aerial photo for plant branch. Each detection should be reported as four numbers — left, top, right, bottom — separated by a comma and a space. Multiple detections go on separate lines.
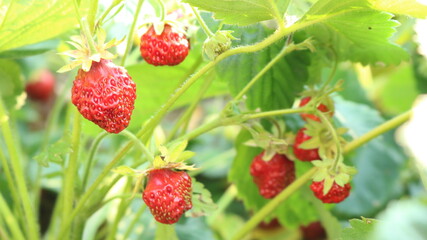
120, 130, 154, 162
88, 0, 99, 32
82, 131, 109, 192
344, 111, 412, 153
0, 100, 39, 240
190, 6, 214, 37
316, 110, 342, 171
121, 0, 144, 66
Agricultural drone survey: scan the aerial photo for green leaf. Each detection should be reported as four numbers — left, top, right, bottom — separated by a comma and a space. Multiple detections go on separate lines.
333, 96, 407, 217
370, 198, 427, 239
369, 0, 427, 19
34, 132, 72, 166
126, 51, 228, 131
304, 0, 409, 65
186, 181, 217, 218
0, 59, 24, 109
111, 166, 138, 176
217, 25, 310, 111
0, 48, 51, 59
182, 0, 276, 26
0, 0, 89, 52
229, 129, 318, 227
341, 217, 378, 240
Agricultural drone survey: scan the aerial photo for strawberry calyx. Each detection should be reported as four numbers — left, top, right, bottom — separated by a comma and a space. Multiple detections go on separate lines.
152, 140, 197, 170
203, 30, 238, 60
311, 158, 357, 195
58, 28, 123, 73
244, 121, 291, 161
297, 119, 347, 160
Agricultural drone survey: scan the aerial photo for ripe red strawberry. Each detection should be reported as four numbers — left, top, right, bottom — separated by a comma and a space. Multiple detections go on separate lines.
25, 69, 55, 102
250, 151, 295, 199
139, 24, 190, 66
71, 59, 136, 134
299, 97, 333, 122
143, 169, 192, 224
300, 221, 326, 240
310, 180, 351, 203
293, 128, 320, 161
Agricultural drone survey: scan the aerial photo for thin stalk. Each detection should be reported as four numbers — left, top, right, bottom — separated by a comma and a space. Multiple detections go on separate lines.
106, 179, 132, 240
155, 223, 178, 240
232, 41, 296, 101
344, 111, 412, 153
120, 0, 144, 66
81, 17, 98, 55
267, 0, 285, 29
120, 130, 154, 162
0, 100, 39, 240
61, 112, 82, 239
0, 193, 25, 240
167, 73, 215, 141
317, 110, 342, 171
88, 0, 99, 32
231, 168, 317, 240
155, 0, 165, 21
123, 205, 147, 239
0, 144, 24, 227
82, 131, 109, 192
190, 6, 214, 37
244, 107, 308, 120
96, 1, 119, 26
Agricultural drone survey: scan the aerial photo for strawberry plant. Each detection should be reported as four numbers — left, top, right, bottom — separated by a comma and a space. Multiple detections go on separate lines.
0, 0, 427, 240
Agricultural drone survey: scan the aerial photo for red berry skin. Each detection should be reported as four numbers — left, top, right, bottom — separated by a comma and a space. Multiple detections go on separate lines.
293, 128, 320, 162
25, 69, 55, 102
71, 59, 136, 134
250, 152, 295, 199
299, 97, 333, 122
300, 221, 326, 240
143, 169, 192, 224
140, 24, 190, 66
310, 180, 351, 204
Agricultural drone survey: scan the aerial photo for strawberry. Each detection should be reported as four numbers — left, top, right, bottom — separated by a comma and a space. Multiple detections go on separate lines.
300, 221, 326, 240
250, 151, 295, 199
299, 97, 333, 122
293, 128, 320, 161
139, 24, 190, 66
310, 180, 351, 203
71, 59, 136, 134
143, 169, 192, 224
25, 69, 55, 102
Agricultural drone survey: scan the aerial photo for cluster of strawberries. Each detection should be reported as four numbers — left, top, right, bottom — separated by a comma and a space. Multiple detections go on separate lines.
250, 97, 352, 204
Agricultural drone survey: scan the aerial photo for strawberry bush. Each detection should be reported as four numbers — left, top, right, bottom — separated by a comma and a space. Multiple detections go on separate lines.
0, 0, 427, 239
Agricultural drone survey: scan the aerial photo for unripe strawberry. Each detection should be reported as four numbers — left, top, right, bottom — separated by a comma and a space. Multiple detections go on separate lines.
143, 169, 192, 224
25, 69, 55, 102
250, 151, 295, 199
293, 128, 320, 161
140, 24, 190, 66
310, 180, 351, 203
71, 59, 136, 134
299, 97, 333, 122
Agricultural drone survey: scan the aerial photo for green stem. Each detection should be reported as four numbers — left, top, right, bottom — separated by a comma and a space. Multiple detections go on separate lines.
231, 168, 317, 240
0, 193, 25, 240
190, 6, 214, 37
244, 107, 308, 120
316, 110, 342, 171
96, 1, 117, 26
167, 73, 215, 141
120, 0, 144, 66
232, 41, 294, 101
82, 131, 109, 192
120, 130, 154, 162
61, 111, 82, 239
123, 205, 147, 239
106, 179, 132, 240
155, 223, 178, 240
344, 111, 412, 153
81, 17, 98, 55
0, 100, 39, 240
267, 0, 285, 29
155, 0, 165, 21
317, 53, 338, 94
88, 0, 99, 32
